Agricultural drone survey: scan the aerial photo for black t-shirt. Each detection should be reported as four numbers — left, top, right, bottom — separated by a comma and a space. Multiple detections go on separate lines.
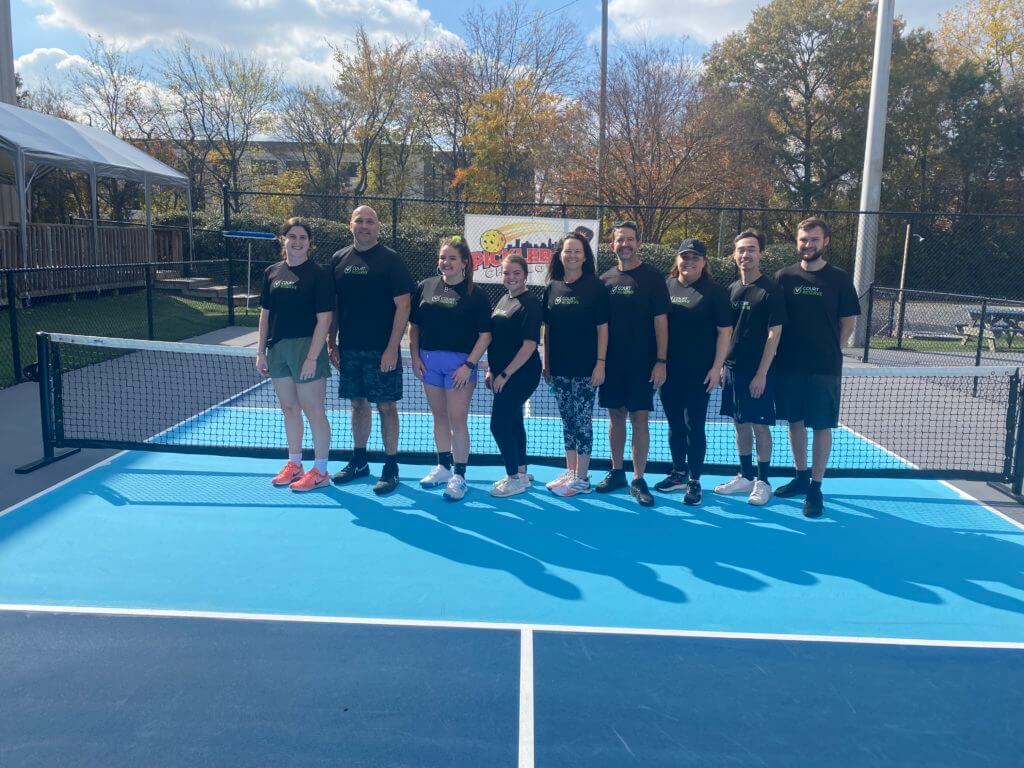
411, 276, 492, 354
599, 262, 671, 366
488, 291, 542, 375
774, 262, 861, 376
330, 243, 415, 352
542, 275, 610, 378
666, 275, 733, 378
725, 274, 788, 374
259, 259, 334, 347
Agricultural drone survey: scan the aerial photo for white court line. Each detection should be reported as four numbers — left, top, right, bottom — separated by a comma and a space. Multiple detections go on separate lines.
518, 628, 535, 768
1, 603, 1023, 650
0, 452, 128, 518
938, 480, 1024, 533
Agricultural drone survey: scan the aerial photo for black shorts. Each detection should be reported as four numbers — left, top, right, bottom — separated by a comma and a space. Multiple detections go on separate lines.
599, 360, 655, 413
775, 370, 840, 429
337, 349, 403, 403
720, 365, 776, 425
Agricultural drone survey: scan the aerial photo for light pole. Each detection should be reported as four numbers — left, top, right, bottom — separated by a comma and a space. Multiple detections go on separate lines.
597, 0, 608, 209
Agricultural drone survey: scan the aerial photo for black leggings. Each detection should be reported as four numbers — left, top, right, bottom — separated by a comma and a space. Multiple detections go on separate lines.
660, 378, 710, 480
490, 360, 541, 476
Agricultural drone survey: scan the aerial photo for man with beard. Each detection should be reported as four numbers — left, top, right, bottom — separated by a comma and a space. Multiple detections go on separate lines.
595, 220, 671, 506
773, 218, 860, 518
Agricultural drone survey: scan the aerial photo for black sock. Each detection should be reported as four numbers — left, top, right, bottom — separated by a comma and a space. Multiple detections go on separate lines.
795, 469, 811, 484
438, 451, 453, 470
757, 461, 770, 483
739, 454, 754, 480
382, 455, 399, 478
454, 462, 467, 477
352, 447, 367, 467
809, 479, 822, 492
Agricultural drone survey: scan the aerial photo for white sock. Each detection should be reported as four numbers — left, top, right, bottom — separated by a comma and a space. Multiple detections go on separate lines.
314, 459, 328, 473
289, 453, 302, 464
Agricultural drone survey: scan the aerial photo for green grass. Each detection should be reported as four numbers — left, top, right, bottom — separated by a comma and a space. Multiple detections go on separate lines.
0, 289, 259, 388
868, 336, 1022, 354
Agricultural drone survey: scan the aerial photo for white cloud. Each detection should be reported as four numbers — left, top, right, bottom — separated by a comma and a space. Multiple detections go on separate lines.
31, 0, 458, 86
609, 0, 961, 44
14, 47, 89, 90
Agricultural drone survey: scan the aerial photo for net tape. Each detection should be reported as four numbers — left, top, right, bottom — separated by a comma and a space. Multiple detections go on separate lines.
44, 333, 1023, 480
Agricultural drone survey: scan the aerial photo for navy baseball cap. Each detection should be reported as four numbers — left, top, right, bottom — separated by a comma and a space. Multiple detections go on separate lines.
677, 238, 707, 257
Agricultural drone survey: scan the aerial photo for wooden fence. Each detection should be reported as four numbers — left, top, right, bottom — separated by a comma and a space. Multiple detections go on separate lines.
0, 224, 185, 300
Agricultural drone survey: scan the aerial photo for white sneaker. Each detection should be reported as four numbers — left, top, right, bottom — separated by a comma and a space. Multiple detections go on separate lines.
444, 474, 468, 501
545, 469, 574, 490
491, 474, 529, 498
714, 474, 755, 495
421, 464, 452, 488
552, 474, 593, 497
748, 479, 773, 506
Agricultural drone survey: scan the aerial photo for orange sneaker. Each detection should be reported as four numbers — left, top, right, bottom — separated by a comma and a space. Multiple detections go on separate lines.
272, 460, 304, 487
290, 467, 330, 492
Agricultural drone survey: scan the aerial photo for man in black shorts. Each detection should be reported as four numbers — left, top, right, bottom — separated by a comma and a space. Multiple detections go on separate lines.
714, 229, 786, 506
596, 220, 670, 506
773, 217, 860, 518
328, 205, 415, 495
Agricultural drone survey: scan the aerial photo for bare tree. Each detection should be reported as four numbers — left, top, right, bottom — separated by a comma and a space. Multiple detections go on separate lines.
333, 28, 416, 196
157, 39, 281, 212
277, 85, 357, 215
416, 49, 473, 198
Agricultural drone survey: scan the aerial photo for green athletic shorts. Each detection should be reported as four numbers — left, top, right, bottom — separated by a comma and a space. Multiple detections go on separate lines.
267, 336, 330, 383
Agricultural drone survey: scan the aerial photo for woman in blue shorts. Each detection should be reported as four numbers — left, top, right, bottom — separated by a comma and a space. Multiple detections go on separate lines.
409, 237, 492, 501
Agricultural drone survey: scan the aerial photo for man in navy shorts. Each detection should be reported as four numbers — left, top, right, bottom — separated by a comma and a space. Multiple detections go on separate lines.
714, 229, 786, 506
327, 205, 415, 495
773, 217, 860, 518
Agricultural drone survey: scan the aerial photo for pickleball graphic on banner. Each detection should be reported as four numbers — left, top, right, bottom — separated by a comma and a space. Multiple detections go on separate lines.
465, 214, 600, 286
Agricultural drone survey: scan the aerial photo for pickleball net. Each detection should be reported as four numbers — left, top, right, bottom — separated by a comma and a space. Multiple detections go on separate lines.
27, 332, 1024, 482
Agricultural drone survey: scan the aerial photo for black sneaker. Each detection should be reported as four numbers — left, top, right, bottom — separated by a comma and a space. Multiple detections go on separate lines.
373, 475, 399, 495
802, 486, 824, 518
683, 480, 702, 506
332, 462, 369, 485
654, 471, 688, 493
595, 469, 628, 493
630, 478, 655, 507
775, 476, 811, 498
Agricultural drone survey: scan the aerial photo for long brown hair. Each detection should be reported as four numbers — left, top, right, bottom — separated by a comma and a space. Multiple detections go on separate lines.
547, 232, 596, 281
440, 236, 475, 293
278, 217, 313, 260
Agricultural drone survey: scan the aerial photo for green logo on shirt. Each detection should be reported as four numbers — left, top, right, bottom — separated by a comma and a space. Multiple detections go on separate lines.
272, 280, 297, 290
733, 300, 751, 311
793, 286, 823, 297
344, 265, 369, 275
553, 296, 579, 305
671, 295, 692, 306
431, 295, 459, 307
610, 285, 634, 296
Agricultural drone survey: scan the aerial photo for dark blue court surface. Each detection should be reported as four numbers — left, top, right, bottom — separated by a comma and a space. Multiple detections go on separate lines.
533, 632, 1024, 768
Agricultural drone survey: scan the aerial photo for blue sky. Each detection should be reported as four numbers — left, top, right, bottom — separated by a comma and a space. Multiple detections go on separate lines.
13, 0, 961, 92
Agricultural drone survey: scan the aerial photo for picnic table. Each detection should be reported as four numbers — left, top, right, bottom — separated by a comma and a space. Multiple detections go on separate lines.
957, 305, 1024, 351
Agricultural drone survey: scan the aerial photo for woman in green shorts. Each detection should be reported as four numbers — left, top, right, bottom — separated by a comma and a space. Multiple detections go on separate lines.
256, 217, 335, 491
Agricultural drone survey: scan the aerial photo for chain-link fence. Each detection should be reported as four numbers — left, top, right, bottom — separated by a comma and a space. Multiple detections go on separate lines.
864, 286, 1024, 368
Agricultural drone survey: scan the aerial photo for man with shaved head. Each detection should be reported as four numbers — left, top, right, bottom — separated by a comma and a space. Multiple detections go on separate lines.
328, 205, 414, 494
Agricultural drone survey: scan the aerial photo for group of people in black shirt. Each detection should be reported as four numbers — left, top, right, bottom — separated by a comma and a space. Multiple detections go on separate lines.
256, 207, 859, 518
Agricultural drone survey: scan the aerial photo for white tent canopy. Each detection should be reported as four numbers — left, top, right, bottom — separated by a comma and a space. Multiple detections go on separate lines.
0, 102, 192, 267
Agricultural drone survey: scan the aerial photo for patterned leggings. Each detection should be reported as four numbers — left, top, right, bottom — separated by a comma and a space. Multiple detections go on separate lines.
550, 376, 597, 455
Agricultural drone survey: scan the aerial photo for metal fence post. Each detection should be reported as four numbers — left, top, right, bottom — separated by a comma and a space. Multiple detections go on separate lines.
862, 284, 875, 362
223, 184, 234, 326
391, 197, 399, 249
1013, 377, 1024, 496
974, 299, 988, 368
145, 263, 155, 340
5, 271, 21, 383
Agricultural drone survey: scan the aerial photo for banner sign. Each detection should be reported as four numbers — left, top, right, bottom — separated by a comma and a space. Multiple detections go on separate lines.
464, 213, 600, 286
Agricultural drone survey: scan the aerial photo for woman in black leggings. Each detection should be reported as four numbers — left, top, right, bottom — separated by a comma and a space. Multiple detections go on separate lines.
656, 239, 733, 505
486, 253, 542, 497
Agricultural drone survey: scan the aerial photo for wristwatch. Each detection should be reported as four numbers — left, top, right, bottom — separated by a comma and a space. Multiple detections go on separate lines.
464, 360, 477, 371
656, 358, 667, 364
498, 371, 508, 379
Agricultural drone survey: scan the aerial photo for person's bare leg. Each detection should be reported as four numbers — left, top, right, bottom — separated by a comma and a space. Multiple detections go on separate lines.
423, 384, 451, 453
272, 378, 303, 455
378, 401, 399, 455
811, 428, 832, 482
608, 407, 627, 470
351, 397, 371, 450
789, 420, 808, 471
629, 410, 650, 479
296, 378, 330, 461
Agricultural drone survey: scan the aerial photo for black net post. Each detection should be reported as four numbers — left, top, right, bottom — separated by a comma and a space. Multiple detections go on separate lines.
36, 333, 53, 457
1013, 379, 1024, 496
1003, 369, 1020, 480
862, 284, 875, 362
223, 184, 235, 326
145, 263, 155, 340
5, 270, 21, 384
975, 299, 988, 367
